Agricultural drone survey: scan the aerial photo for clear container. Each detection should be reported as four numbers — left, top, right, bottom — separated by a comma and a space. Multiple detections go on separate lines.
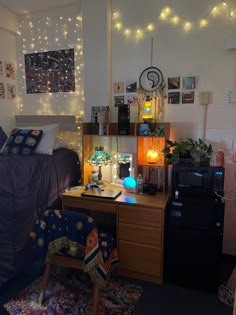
136, 174, 143, 194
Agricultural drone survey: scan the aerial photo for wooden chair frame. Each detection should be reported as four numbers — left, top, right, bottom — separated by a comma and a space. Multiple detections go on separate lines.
39, 255, 99, 315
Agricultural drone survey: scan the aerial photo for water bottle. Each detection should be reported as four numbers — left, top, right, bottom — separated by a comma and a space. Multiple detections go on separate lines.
137, 174, 143, 194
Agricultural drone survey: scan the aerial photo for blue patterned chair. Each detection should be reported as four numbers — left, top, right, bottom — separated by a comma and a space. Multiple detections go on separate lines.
31, 209, 119, 315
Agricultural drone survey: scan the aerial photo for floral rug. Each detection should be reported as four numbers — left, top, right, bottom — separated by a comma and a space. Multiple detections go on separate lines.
4, 267, 143, 315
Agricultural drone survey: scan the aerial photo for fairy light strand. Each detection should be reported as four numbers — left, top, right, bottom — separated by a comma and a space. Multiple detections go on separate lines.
112, 0, 236, 38
17, 14, 84, 122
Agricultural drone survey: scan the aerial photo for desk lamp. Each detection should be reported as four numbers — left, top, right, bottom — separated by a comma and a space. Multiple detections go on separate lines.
88, 147, 113, 185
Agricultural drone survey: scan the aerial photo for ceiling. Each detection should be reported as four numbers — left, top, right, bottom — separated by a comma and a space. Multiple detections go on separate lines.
0, 0, 79, 15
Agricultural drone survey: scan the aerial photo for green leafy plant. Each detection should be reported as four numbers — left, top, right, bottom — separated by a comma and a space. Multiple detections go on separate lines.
162, 138, 213, 166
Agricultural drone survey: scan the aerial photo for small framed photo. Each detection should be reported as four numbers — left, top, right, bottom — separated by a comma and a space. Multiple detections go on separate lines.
126, 93, 138, 106
114, 95, 125, 107
168, 92, 180, 104
168, 77, 180, 90
5, 62, 15, 80
182, 76, 195, 89
113, 82, 124, 94
125, 80, 137, 93
182, 91, 194, 104
0, 82, 5, 98
7, 84, 16, 100
0, 61, 3, 77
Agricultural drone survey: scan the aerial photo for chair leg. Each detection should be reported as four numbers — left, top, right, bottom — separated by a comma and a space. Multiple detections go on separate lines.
39, 262, 51, 304
91, 284, 100, 315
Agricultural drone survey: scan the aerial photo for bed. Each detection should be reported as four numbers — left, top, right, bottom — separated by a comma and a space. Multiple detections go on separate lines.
0, 115, 81, 288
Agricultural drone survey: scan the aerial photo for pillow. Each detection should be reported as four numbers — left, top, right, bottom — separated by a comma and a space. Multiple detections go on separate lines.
18, 124, 59, 155
2, 128, 43, 156
0, 127, 7, 149
53, 138, 68, 150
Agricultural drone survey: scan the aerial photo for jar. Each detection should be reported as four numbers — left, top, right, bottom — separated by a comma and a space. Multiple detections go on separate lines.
215, 150, 224, 167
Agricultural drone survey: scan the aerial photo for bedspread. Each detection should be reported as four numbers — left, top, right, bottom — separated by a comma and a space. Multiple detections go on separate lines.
31, 209, 119, 287
0, 148, 81, 288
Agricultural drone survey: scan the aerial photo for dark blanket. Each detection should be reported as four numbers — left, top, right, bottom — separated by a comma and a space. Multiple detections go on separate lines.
0, 148, 81, 288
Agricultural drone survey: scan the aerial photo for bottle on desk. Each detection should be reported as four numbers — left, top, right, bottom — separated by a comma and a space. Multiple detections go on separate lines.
136, 174, 143, 194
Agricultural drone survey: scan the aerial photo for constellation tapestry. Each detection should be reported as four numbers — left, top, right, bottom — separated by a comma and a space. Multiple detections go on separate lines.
24, 49, 75, 94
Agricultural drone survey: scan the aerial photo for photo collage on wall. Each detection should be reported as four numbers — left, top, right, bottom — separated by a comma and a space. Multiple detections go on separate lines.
0, 61, 16, 100
113, 80, 138, 107
167, 76, 195, 104
24, 49, 75, 94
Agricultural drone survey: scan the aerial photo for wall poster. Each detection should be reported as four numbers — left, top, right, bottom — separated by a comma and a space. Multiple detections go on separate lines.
24, 49, 75, 94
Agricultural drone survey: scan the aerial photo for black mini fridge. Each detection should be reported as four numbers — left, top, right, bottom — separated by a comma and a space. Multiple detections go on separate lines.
164, 195, 225, 291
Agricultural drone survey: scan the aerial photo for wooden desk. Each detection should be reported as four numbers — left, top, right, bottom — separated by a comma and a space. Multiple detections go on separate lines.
62, 186, 168, 284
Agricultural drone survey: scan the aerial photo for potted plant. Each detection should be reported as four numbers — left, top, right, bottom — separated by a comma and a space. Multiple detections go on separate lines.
162, 138, 212, 166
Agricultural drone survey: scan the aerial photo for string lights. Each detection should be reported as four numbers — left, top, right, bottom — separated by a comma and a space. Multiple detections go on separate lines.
112, 1, 236, 39
17, 13, 84, 116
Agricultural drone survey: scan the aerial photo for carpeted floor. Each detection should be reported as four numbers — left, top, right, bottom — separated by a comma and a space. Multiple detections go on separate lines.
4, 266, 143, 315
0, 255, 235, 315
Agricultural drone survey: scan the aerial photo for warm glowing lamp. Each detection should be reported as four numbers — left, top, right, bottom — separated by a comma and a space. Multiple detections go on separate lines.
142, 96, 153, 120
87, 148, 112, 184
147, 148, 159, 164
147, 138, 159, 164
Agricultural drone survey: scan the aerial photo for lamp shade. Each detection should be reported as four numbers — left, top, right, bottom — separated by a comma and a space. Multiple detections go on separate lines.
88, 150, 113, 166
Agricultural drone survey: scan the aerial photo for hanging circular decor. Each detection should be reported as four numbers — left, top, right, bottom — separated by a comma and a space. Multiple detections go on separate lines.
139, 66, 164, 92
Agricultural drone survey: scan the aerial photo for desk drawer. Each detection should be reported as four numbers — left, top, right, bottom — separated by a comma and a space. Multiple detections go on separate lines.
63, 196, 117, 213
119, 223, 162, 247
119, 240, 161, 276
119, 205, 162, 227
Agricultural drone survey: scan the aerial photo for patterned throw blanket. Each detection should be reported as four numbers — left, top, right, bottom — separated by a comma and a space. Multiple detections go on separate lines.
30, 209, 119, 287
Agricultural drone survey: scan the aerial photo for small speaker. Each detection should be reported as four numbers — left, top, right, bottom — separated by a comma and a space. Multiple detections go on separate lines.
118, 104, 130, 135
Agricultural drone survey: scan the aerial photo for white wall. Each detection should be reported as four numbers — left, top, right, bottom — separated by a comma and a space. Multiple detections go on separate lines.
0, 6, 18, 131
111, 0, 236, 255
82, 0, 112, 122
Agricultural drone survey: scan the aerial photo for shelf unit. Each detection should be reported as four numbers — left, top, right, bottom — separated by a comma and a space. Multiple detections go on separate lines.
82, 122, 170, 192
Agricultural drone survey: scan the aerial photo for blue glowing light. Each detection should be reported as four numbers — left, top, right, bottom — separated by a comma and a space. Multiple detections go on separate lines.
123, 176, 136, 189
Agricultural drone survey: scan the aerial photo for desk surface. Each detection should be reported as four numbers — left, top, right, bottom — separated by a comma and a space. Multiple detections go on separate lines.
62, 184, 168, 210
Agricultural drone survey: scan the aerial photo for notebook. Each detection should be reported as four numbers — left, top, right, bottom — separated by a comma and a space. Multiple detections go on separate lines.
81, 188, 122, 199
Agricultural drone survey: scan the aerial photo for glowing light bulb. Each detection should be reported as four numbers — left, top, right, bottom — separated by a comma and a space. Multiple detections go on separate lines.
184, 22, 191, 31
147, 148, 159, 164
124, 29, 131, 36
164, 7, 171, 14
171, 16, 179, 24
113, 12, 120, 19
200, 19, 208, 27
147, 24, 154, 31
160, 12, 167, 20
115, 22, 122, 30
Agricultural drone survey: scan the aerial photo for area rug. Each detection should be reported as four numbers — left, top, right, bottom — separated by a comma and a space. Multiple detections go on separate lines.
4, 266, 143, 315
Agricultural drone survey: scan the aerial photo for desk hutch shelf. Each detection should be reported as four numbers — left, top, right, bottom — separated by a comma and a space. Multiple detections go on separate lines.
82, 122, 170, 192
